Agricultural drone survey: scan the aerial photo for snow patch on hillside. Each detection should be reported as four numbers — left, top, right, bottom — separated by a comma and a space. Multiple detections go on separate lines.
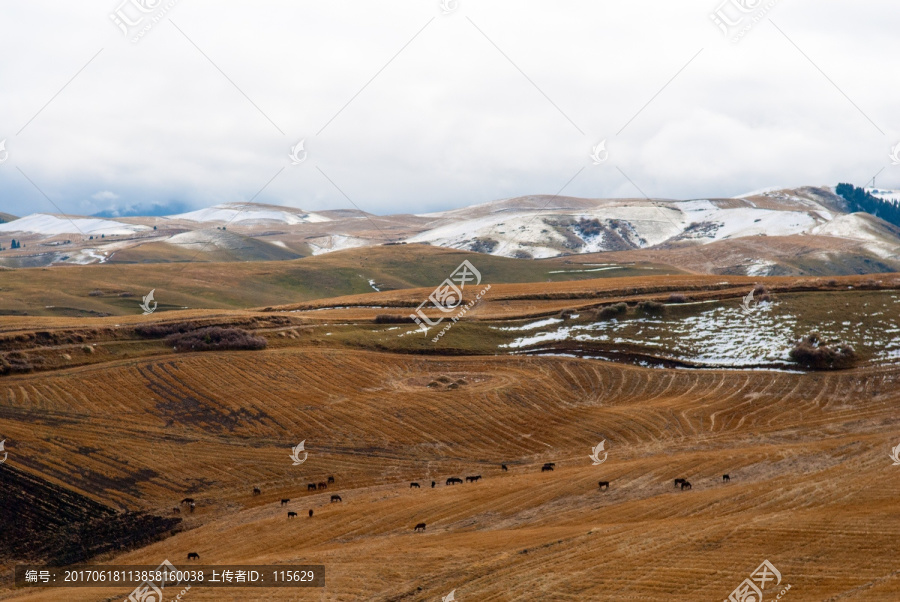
0, 214, 148, 236
170, 204, 330, 224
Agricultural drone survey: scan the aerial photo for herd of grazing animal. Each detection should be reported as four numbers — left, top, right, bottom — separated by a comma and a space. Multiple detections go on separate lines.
179, 463, 734, 559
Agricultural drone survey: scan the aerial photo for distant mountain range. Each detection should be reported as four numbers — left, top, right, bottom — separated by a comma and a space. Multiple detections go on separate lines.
1, 185, 899, 275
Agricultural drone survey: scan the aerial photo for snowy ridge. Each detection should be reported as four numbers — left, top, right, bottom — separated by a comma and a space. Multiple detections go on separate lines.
0, 214, 148, 236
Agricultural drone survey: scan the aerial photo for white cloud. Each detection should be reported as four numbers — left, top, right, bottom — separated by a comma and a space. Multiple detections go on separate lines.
0, 0, 897, 217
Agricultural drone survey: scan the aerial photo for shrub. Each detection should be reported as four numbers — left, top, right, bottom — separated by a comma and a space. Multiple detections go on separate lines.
558, 309, 577, 319
753, 284, 771, 302
593, 302, 627, 320
637, 300, 665, 313
88, 290, 104, 297
167, 327, 267, 352
789, 332, 858, 370
374, 315, 413, 324
667, 293, 687, 303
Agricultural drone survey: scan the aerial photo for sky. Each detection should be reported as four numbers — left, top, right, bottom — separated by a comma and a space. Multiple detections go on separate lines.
0, 0, 898, 218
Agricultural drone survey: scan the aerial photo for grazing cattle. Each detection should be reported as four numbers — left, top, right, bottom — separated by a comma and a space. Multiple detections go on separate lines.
501, 464, 508, 471
317, 482, 327, 490
281, 499, 290, 506
287, 511, 297, 518
172, 507, 180, 514
681, 481, 692, 490
189, 502, 195, 513
187, 553, 199, 560
180, 497, 194, 505
308, 509, 313, 518
252, 487, 261, 496
414, 523, 426, 532
331, 495, 342, 503
723, 474, 730, 482
327, 476, 335, 484
674, 478, 686, 488
598, 481, 610, 490
541, 465, 554, 472
410, 482, 420, 488
431, 481, 436, 488
446, 477, 463, 485
465, 475, 482, 483
308, 483, 317, 491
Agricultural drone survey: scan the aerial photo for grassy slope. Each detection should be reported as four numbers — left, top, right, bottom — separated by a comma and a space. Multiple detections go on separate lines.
0, 245, 685, 317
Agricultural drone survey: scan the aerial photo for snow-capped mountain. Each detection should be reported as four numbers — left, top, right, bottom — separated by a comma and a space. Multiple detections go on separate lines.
1, 186, 899, 275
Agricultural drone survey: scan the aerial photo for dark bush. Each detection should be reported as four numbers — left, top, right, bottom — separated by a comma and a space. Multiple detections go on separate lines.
166, 327, 267, 352
667, 293, 687, 303
753, 284, 771, 302
593, 302, 627, 320
558, 309, 577, 319
637, 300, 665, 313
88, 290, 104, 297
789, 332, 858, 370
374, 315, 413, 324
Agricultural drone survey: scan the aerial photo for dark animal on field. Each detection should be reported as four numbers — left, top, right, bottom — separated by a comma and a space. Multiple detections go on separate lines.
723, 474, 730, 482
414, 523, 426, 532
541, 465, 554, 472
189, 502, 195, 513
331, 495, 342, 503
327, 476, 335, 484
674, 478, 686, 488
446, 477, 463, 485
543, 462, 556, 468
252, 487, 261, 496
187, 553, 199, 560
501, 464, 508, 471
410, 482, 420, 488
681, 481, 692, 490
180, 498, 194, 504
172, 507, 180, 514
465, 475, 482, 482
317, 482, 327, 490
308, 483, 317, 491
287, 511, 297, 518
281, 499, 290, 506
431, 481, 436, 488
598, 481, 609, 490
308, 509, 313, 518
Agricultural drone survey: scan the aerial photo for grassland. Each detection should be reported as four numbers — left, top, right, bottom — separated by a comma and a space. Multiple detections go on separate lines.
0, 263, 898, 600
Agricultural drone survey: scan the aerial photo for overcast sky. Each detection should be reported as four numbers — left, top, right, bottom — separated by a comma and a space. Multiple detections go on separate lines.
0, 1, 897, 218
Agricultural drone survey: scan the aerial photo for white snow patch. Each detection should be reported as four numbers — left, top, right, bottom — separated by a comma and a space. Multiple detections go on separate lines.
0, 214, 148, 236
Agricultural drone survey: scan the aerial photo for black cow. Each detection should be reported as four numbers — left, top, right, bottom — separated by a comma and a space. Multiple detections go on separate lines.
681, 481, 692, 490
446, 477, 463, 485
252, 487, 261, 496
431, 481, 436, 488
308, 483, 317, 491
674, 478, 686, 488
414, 523, 426, 532
172, 507, 180, 514
187, 552, 199, 560
308, 509, 313, 518
465, 475, 482, 483
281, 498, 290, 506
541, 465, 554, 472
317, 482, 327, 490
410, 482, 420, 488
180, 497, 194, 505
327, 476, 335, 484
287, 511, 297, 518
598, 481, 610, 490
723, 474, 730, 482
331, 495, 342, 503
501, 464, 508, 471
